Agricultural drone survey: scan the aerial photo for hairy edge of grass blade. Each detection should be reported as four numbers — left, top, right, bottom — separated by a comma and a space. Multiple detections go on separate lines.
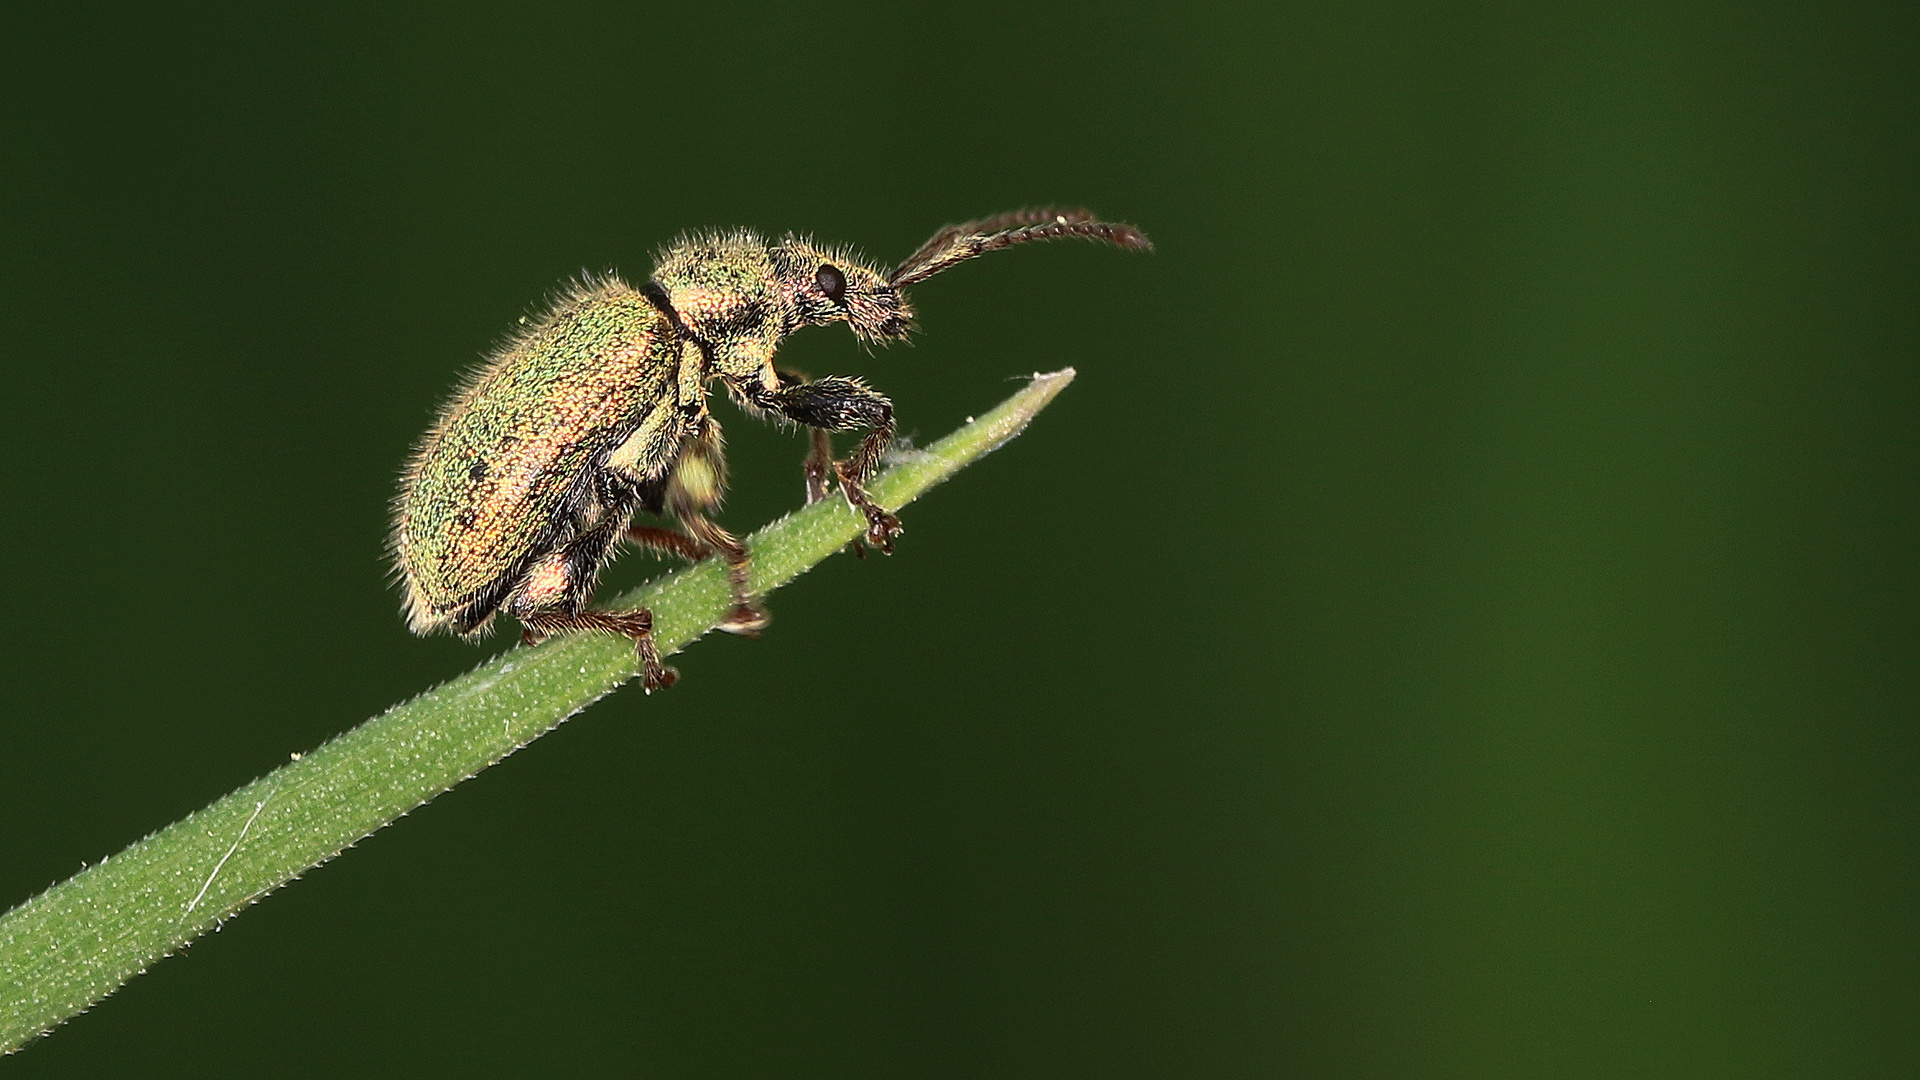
0, 368, 1076, 1054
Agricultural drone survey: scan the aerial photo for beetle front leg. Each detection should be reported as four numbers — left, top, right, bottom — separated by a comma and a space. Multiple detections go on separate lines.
748, 375, 902, 553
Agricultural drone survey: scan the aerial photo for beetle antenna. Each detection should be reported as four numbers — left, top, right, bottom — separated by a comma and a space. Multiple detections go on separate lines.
887, 207, 1152, 287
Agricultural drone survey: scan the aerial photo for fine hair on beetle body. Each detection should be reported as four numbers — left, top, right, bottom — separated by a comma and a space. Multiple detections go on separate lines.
390, 208, 1151, 690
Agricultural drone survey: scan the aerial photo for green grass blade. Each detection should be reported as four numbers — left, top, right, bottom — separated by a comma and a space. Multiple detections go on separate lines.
0, 368, 1076, 1054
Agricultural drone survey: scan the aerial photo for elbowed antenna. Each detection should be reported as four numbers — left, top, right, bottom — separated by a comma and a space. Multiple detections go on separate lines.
887, 207, 1153, 287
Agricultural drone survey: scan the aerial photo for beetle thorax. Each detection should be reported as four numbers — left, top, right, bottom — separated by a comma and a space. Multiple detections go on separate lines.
652, 232, 783, 380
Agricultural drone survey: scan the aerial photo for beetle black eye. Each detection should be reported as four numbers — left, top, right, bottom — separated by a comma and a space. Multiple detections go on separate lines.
815, 264, 847, 306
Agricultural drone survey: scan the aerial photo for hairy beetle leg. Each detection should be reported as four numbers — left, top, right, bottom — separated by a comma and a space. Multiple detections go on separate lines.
803, 429, 881, 557
835, 423, 902, 556
626, 525, 710, 563
519, 607, 678, 691
804, 431, 896, 558
803, 428, 834, 506
624, 523, 765, 632
747, 375, 900, 557
666, 421, 771, 637
671, 513, 770, 638
834, 469, 902, 556
636, 515, 768, 635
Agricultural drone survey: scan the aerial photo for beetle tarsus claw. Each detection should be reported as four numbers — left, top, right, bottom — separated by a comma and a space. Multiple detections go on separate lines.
833, 476, 901, 558
641, 663, 679, 692
632, 620, 676, 691
718, 602, 770, 637
865, 508, 902, 553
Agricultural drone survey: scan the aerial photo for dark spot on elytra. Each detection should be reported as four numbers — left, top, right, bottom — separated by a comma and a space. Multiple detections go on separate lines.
468, 461, 488, 482
454, 510, 477, 530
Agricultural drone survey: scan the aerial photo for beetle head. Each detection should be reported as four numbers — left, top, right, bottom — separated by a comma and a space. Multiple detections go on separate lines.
771, 240, 912, 343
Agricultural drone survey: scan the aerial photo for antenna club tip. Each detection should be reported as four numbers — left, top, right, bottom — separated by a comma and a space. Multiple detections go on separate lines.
1109, 223, 1154, 251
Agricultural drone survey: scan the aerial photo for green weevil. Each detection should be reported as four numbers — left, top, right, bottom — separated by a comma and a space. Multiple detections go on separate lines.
391, 208, 1151, 690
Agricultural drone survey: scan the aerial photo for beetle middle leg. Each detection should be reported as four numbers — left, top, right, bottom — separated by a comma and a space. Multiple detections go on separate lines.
773, 369, 836, 508
625, 525, 710, 562
667, 419, 769, 635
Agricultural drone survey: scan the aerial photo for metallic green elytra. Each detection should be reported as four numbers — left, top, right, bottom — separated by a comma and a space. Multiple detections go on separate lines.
391, 208, 1151, 690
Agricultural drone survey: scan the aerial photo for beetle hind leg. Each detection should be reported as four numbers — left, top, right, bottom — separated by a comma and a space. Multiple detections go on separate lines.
518, 606, 678, 691
507, 542, 677, 690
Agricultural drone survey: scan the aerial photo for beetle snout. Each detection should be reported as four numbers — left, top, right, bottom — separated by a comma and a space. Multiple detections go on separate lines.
848, 289, 914, 342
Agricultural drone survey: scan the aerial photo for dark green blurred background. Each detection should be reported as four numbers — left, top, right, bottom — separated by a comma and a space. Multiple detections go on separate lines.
4, 2, 1915, 1076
